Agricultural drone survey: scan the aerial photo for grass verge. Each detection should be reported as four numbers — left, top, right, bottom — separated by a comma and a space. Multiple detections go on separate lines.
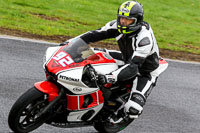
0, 0, 199, 54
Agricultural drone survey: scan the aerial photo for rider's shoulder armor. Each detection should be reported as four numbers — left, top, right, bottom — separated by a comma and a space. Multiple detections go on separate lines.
135, 26, 153, 48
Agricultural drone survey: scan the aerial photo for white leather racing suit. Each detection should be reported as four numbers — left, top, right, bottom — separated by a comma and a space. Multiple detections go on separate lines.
78, 20, 160, 118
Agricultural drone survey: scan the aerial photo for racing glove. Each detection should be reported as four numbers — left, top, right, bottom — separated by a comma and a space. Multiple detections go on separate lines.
98, 74, 116, 85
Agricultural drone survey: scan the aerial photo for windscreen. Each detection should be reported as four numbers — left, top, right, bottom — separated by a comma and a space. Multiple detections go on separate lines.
62, 38, 99, 63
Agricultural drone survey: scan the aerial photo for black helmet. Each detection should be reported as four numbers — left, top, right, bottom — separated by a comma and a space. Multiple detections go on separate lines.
117, 1, 144, 34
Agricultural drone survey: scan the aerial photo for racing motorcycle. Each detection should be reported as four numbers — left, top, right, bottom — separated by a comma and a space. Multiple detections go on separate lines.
8, 38, 168, 133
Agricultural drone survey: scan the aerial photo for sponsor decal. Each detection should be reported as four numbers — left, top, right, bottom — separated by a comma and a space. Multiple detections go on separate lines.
51, 122, 68, 127
73, 87, 82, 92
59, 75, 79, 82
120, 8, 129, 13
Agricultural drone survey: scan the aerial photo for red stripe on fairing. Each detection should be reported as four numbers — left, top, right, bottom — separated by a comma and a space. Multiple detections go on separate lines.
97, 90, 104, 104
66, 90, 104, 111
66, 94, 79, 110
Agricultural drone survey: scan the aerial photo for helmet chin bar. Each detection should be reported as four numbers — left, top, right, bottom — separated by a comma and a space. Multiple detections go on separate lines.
117, 22, 142, 34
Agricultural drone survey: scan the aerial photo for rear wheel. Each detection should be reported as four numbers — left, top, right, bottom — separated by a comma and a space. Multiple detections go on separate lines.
94, 118, 133, 133
8, 87, 50, 133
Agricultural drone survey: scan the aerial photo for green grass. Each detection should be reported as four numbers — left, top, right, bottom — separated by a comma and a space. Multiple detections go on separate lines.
0, 0, 199, 54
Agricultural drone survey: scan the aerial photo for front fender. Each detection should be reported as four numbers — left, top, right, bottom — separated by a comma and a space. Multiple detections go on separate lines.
34, 81, 59, 101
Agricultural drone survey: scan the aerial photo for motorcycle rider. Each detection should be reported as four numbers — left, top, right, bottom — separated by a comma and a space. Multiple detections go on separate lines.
62, 1, 160, 123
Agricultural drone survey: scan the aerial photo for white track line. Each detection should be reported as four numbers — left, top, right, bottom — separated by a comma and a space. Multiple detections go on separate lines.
0, 35, 58, 45
0, 35, 200, 64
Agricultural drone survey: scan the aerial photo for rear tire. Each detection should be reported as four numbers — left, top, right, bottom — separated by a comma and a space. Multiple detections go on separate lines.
94, 118, 133, 133
8, 87, 49, 133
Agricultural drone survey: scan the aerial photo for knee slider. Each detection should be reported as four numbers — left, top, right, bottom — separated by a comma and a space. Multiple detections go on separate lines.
130, 93, 146, 107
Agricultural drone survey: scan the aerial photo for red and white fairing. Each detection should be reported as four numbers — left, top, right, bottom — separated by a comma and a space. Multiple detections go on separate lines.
43, 39, 118, 121
45, 48, 118, 94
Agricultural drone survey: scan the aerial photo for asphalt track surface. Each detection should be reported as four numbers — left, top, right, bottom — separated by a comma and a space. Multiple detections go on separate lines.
0, 36, 200, 133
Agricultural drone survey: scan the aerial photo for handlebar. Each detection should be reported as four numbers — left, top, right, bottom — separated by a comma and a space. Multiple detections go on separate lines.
84, 64, 98, 81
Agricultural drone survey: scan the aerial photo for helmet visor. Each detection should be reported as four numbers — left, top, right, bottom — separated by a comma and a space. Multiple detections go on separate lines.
118, 15, 137, 26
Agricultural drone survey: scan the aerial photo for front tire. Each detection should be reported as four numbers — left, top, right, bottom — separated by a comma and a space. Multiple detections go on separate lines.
8, 87, 49, 133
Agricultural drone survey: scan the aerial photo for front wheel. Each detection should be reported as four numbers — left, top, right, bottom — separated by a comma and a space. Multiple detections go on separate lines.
8, 87, 50, 133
